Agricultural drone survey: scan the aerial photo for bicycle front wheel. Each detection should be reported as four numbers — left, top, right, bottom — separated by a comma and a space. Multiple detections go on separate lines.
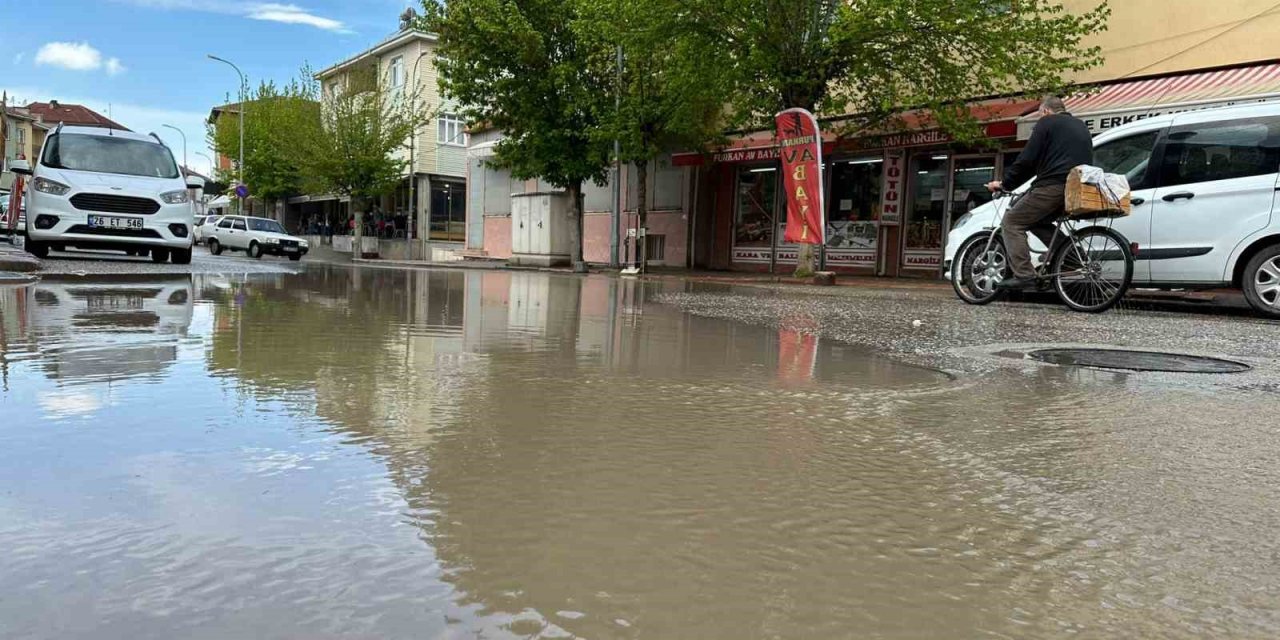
1052, 227, 1133, 313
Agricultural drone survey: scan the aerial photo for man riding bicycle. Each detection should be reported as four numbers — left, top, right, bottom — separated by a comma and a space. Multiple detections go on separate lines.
985, 96, 1093, 290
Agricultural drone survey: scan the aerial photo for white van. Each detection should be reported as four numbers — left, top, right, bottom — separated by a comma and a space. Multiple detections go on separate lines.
9, 125, 203, 264
945, 102, 1280, 317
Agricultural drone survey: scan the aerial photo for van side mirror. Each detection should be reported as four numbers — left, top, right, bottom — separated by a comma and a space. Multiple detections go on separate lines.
7, 159, 32, 176
186, 176, 206, 190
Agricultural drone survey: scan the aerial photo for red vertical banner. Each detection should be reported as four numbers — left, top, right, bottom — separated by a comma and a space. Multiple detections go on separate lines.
776, 108, 824, 245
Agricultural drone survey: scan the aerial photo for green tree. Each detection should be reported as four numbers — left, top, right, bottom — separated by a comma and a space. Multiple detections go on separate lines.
208, 79, 316, 214
423, 0, 615, 271
692, 0, 1110, 275
578, 0, 731, 271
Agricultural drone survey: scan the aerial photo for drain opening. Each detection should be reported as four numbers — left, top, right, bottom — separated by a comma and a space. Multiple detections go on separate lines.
1028, 348, 1250, 374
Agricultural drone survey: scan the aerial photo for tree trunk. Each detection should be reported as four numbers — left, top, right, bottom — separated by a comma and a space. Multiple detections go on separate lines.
352, 196, 364, 259
567, 181, 587, 272
635, 160, 648, 274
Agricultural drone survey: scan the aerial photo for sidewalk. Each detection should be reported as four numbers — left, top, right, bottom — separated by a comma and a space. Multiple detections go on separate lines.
0, 239, 41, 274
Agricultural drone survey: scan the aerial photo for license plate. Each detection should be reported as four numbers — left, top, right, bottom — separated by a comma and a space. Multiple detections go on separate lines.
88, 215, 143, 230
284, 246, 299, 253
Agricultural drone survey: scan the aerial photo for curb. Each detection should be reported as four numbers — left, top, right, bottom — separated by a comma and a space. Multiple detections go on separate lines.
0, 246, 41, 273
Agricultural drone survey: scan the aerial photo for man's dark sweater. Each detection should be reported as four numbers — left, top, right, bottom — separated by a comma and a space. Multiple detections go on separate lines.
1002, 112, 1093, 191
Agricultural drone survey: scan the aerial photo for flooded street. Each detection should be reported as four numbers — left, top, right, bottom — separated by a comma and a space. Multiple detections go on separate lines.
3, 267, 1280, 638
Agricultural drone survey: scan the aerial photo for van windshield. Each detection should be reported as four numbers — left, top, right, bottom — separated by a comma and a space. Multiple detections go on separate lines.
42, 133, 180, 179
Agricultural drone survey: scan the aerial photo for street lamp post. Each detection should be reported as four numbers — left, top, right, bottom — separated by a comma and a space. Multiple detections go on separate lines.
207, 54, 245, 213
410, 50, 431, 243
195, 152, 214, 216
162, 124, 188, 175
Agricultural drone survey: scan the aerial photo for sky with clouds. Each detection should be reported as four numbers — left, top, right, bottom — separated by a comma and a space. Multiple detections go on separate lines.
2, 0, 417, 176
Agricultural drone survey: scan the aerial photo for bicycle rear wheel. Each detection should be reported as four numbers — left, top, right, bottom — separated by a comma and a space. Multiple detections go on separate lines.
1051, 227, 1133, 313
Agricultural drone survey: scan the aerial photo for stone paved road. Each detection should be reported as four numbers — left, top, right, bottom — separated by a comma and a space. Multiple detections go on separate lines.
658, 279, 1280, 391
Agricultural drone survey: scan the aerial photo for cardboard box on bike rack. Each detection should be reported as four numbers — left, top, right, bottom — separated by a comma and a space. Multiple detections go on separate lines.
1065, 166, 1131, 219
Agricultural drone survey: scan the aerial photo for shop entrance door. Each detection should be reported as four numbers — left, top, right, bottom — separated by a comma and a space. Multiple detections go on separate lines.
902, 153, 949, 272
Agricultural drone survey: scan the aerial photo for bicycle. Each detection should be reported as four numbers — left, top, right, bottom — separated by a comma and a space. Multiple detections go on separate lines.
950, 190, 1135, 313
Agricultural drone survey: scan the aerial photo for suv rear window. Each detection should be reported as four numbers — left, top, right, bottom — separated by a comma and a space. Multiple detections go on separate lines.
42, 133, 180, 179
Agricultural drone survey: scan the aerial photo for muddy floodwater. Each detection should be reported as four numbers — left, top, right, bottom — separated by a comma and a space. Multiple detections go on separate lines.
2, 267, 1280, 639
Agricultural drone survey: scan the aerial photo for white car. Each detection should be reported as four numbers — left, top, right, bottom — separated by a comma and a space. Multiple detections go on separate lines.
10, 125, 201, 264
193, 215, 221, 244
946, 102, 1280, 317
207, 215, 309, 261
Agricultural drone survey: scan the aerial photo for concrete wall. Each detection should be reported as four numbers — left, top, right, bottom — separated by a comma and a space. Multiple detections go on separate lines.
1067, 0, 1280, 82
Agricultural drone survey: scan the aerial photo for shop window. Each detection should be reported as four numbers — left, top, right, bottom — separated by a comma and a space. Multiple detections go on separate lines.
905, 154, 948, 252
825, 156, 882, 254
734, 166, 777, 248
584, 175, 613, 212
626, 155, 683, 210
430, 180, 467, 241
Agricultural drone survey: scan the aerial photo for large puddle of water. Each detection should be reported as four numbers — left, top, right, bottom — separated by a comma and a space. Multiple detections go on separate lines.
2, 267, 1279, 638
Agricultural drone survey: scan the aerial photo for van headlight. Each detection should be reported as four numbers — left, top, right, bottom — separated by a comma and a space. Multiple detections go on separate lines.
160, 190, 190, 204
33, 177, 70, 196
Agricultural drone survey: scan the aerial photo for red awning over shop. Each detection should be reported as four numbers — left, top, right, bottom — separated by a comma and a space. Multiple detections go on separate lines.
673, 98, 1037, 166
1017, 62, 1280, 139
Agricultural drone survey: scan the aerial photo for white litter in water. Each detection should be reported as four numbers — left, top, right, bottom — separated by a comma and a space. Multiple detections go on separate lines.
912, 320, 923, 328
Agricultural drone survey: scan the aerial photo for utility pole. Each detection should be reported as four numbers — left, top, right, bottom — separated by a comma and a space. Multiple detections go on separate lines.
411, 50, 431, 243
208, 54, 246, 214
610, 45, 623, 268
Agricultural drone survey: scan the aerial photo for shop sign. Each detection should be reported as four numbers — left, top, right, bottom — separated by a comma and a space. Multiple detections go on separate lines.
857, 129, 953, 151
732, 248, 772, 263
903, 251, 941, 269
712, 146, 780, 164
776, 108, 825, 245
825, 250, 875, 266
879, 150, 904, 226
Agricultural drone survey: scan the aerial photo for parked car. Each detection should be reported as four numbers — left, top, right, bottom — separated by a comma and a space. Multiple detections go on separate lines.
945, 102, 1280, 318
207, 215, 309, 261
9, 125, 202, 263
193, 215, 221, 245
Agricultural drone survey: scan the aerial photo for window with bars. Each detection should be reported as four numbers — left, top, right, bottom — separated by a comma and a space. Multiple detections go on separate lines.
438, 114, 468, 147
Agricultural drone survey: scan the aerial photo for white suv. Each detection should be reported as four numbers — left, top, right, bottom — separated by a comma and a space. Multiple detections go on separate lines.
207, 215, 309, 261
946, 102, 1280, 318
10, 125, 202, 264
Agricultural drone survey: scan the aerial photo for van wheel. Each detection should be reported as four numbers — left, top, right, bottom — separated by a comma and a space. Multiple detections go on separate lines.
1243, 244, 1280, 318
151, 248, 171, 263
208, 239, 224, 256
25, 240, 48, 259
171, 247, 192, 265
248, 241, 263, 259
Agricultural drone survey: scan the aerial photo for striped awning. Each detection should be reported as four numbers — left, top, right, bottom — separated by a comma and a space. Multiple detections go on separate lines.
1017, 62, 1280, 139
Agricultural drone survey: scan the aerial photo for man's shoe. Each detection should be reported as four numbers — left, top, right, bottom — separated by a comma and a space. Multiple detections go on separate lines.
996, 276, 1038, 291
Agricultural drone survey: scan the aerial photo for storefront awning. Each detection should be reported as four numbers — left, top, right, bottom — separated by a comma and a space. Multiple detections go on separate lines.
673, 98, 1036, 167
1017, 62, 1280, 139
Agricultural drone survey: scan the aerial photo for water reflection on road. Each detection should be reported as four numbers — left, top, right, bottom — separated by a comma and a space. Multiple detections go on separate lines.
1, 267, 1279, 638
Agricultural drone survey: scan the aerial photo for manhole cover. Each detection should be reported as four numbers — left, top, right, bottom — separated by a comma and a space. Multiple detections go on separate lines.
1028, 348, 1250, 374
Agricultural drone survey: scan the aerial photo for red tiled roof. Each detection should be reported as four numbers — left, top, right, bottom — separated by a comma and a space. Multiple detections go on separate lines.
24, 102, 130, 131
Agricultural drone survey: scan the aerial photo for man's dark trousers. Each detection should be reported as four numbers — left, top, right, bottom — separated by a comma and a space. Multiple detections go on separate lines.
1002, 184, 1065, 279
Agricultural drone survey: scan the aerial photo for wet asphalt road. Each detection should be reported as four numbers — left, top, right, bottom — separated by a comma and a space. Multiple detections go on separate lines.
37, 246, 306, 276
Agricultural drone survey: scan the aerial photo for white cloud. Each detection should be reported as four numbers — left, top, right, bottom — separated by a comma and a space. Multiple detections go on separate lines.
120, 0, 350, 32
35, 42, 104, 71
12, 52, 25, 65
247, 3, 347, 31
34, 42, 126, 75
